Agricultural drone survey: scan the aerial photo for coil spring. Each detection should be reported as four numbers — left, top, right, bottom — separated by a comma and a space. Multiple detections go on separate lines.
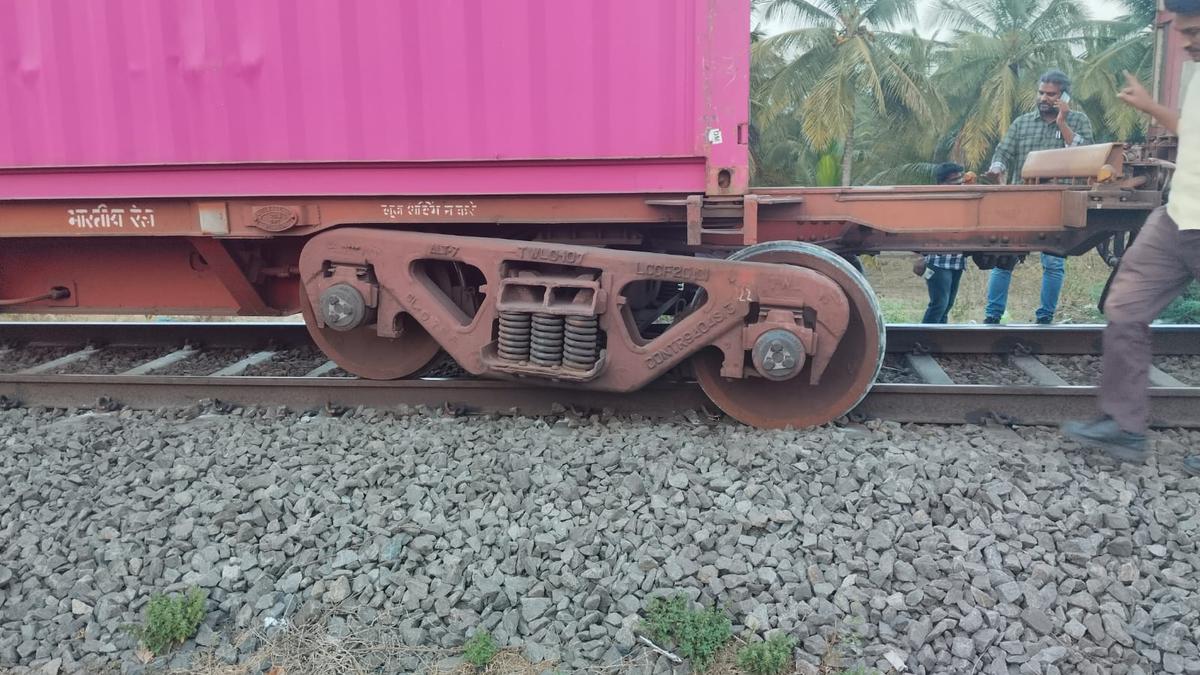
563, 315, 599, 370
530, 313, 565, 367
497, 311, 532, 361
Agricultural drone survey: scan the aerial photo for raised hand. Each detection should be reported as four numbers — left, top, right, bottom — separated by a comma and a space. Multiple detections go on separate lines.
1117, 70, 1154, 113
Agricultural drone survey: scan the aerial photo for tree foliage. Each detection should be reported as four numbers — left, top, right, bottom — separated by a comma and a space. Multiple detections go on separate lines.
754, 0, 943, 185
751, 0, 1155, 185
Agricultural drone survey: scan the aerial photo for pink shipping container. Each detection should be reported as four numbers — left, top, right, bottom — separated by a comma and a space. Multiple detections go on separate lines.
0, 0, 749, 199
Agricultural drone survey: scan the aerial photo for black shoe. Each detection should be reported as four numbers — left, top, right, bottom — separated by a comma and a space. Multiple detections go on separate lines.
1062, 416, 1148, 464
1036, 317, 1053, 325
984, 316, 1000, 325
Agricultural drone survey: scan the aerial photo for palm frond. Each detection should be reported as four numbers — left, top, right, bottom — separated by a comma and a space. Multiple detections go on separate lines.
862, 0, 919, 29
800, 59, 857, 149
931, 0, 1001, 35
760, 0, 839, 27
1026, 0, 1089, 43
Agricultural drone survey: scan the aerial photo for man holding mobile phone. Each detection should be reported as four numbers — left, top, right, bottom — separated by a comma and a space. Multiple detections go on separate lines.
982, 70, 1094, 325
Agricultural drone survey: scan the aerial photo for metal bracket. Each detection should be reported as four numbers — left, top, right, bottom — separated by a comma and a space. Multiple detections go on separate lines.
743, 194, 759, 245
686, 194, 703, 246
198, 202, 230, 235
645, 194, 800, 246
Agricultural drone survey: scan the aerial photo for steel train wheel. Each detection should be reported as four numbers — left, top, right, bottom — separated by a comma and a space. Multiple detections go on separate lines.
692, 242, 885, 429
300, 286, 442, 380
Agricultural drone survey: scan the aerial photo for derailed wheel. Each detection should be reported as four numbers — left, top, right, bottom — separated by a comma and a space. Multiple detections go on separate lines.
300, 286, 442, 380
692, 242, 884, 429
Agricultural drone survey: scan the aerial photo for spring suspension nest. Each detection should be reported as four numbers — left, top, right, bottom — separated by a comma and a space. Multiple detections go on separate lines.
563, 315, 599, 370
497, 311, 532, 361
530, 313, 565, 367
497, 311, 600, 371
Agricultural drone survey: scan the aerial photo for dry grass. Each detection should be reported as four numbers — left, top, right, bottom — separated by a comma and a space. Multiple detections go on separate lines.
153, 612, 886, 675
452, 649, 563, 674
168, 616, 451, 675
159, 608, 643, 675
861, 251, 1111, 324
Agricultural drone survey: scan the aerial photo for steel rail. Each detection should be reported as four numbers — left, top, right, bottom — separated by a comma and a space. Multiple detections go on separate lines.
0, 321, 1198, 427
0, 321, 1197, 355
0, 375, 1196, 428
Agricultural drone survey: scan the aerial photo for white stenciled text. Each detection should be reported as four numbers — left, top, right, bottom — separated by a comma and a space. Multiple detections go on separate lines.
381, 200, 478, 219
67, 204, 156, 229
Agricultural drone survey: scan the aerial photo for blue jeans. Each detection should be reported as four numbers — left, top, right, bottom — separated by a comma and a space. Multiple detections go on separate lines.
923, 265, 963, 323
985, 253, 1065, 322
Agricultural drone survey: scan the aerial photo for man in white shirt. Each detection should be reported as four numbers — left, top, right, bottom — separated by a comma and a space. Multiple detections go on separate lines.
1063, 0, 1200, 474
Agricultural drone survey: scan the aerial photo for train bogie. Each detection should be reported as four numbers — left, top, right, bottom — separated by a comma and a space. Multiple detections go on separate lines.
297, 229, 882, 427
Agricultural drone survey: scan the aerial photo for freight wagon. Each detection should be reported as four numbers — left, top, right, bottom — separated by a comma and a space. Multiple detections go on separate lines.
0, 0, 1165, 427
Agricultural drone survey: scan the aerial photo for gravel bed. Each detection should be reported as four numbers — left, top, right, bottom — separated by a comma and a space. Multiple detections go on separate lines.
1155, 358, 1200, 386
48, 348, 173, 375
1, 407, 1198, 675
0, 346, 79, 374
934, 356, 1037, 386
414, 353, 468, 379
874, 355, 1036, 385
876, 355, 919, 383
1039, 355, 1103, 386
240, 347, 335, 378
153, 349, 256, 377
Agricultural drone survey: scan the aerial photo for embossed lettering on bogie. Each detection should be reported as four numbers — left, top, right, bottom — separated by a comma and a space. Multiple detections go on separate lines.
429, 244, 460, 257
644, 303, 739, 369
517, 247, 586, 265
404, 293, 441, 330
634, 262, 710, 282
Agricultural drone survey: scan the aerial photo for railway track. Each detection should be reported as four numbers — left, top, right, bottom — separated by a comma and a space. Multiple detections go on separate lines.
0, 321, 1198, 427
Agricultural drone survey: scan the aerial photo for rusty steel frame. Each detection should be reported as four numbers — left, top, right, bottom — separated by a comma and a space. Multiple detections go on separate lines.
0, 186, 1122, 240
744, 186, 1158, 257
0, 181, 1158, 316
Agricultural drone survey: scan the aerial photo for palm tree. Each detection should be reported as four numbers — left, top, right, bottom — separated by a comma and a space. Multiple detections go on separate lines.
1077, 0, 1156, 141
749, 29, 846, 186
933, 0, 1089, 168
754, 0, 942, 185
856, 29, 950, 184
750, 32, 803, 185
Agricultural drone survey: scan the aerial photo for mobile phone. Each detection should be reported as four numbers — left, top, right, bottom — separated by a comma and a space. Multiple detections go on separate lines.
1060, 92, 1071, 103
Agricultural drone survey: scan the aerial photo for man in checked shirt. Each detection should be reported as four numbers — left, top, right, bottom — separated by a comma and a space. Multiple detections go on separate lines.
915, 163, 970, 323
982, 69, 1095, 324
